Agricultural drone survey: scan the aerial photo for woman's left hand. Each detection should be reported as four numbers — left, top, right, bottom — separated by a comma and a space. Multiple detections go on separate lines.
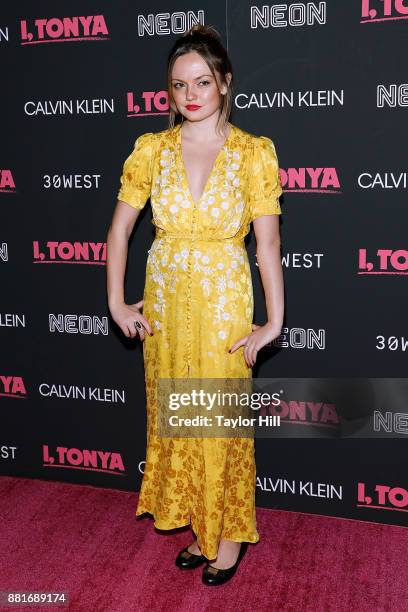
229, 322, 282, 368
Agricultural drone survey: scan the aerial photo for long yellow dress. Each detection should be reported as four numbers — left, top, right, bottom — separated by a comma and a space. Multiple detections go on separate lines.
117, 121, 283, 559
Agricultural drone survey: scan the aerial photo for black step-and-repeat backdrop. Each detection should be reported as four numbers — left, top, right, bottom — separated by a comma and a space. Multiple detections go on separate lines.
1, 3, 407, 526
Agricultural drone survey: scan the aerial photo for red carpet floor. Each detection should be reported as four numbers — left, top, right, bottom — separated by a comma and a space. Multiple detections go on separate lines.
0, 476, 407, 612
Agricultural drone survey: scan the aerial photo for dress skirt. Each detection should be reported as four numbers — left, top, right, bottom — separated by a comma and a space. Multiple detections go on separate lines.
136, 232, 260, 560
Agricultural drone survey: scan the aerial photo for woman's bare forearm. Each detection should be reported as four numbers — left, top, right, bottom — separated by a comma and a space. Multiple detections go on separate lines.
106, 223, 129, 308
256, 239, 284, 328
106, 201, 140, 309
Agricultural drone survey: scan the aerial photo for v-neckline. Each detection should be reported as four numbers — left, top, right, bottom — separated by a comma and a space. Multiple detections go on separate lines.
177, 122, 234, 207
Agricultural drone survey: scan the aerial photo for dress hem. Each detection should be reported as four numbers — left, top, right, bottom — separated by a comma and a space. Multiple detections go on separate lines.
135, 509, 260, 559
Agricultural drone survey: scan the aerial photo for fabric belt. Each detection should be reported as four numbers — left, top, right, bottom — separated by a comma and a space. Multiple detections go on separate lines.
155, 228, 244, 245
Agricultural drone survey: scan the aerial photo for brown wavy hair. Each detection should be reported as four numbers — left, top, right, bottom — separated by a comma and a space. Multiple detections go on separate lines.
166, 24, 233, 134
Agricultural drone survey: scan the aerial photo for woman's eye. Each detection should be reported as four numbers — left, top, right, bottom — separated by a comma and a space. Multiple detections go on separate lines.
173, 80, 210, 89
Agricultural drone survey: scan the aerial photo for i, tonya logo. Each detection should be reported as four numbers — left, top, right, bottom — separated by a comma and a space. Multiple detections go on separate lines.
127, 91, 169, 117
42, 445, 125, 475
0, 170, 16, 193
20, 16, 109, 45
280, 167, 341, 193
258, 399, 339, 429
33, 241, 106, 265
0, 376, 27, 399
357, 482, 408, 512
361, 0, 408, 23
358, 249, 408, 275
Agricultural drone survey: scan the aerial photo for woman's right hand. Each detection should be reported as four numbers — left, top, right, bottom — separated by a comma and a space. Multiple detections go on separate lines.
109, 299, 154, 340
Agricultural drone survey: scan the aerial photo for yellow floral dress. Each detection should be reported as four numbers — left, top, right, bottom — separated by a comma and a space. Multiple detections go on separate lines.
117, 121, 282, 559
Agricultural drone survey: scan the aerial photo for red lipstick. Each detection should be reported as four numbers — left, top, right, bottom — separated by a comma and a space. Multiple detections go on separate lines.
185, 104, 201, 111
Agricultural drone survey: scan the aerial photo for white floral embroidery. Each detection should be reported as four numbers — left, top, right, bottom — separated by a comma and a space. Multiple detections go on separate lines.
213, 294, 228, 321
200, 278, 211, 296
144, 128, 256, 349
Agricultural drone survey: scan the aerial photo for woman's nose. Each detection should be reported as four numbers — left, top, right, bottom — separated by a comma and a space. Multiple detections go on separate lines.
185, 87, 197, 100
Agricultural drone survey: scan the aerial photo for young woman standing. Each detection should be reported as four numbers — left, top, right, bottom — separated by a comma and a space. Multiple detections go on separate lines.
106, 24, 284, 586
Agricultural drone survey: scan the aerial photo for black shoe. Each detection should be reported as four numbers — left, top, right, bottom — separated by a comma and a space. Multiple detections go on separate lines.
175, 544, 207, 569
202, 542, 248, 586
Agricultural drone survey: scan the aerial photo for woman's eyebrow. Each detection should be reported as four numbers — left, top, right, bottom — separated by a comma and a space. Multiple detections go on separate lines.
171, 74, 213, 82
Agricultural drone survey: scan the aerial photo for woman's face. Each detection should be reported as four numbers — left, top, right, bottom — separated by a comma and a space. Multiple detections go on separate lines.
171, 51, 227, 122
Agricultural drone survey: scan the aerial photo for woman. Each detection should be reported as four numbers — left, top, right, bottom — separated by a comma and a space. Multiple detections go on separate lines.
106, 24, 284, 586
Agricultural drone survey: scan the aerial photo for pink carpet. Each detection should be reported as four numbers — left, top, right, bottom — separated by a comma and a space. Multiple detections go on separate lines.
1, 476, 407, 611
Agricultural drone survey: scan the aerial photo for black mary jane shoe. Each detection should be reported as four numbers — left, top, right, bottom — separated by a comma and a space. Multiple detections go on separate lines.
175, 545, 207, 569
202, 542, 248, 586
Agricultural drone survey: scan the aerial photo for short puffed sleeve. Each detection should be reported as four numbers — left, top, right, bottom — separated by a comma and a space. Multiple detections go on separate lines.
248, 135, 283, 222
117, 132, 155, 209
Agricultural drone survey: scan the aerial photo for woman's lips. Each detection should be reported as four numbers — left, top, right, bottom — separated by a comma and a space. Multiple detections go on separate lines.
185, 105, 201, 111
